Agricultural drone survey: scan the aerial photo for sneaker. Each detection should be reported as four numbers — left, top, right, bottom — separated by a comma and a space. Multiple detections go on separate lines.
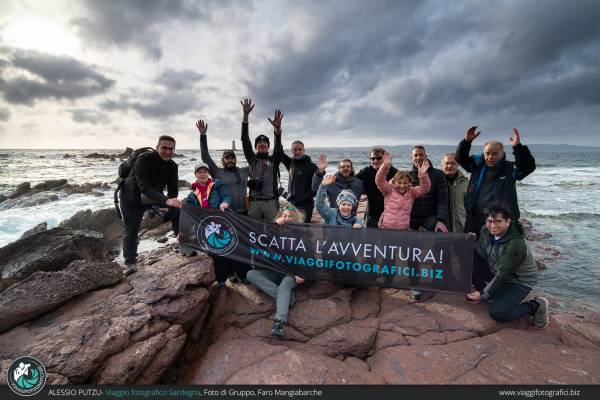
533, 297, 549, 329
270, 319, 285, 337
124, 263, 138, 276
411, 290, 423, 301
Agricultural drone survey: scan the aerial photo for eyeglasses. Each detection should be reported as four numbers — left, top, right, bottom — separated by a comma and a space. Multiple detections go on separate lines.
485, 219, 506, 226
370, 156, 382, 161
159, 146, 175, 152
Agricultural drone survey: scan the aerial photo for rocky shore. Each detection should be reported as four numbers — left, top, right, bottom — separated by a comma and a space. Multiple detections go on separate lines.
0, 208, 598, 385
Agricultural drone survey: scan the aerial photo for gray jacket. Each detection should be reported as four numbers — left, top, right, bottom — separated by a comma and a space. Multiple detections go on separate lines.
200, 134, 249, 213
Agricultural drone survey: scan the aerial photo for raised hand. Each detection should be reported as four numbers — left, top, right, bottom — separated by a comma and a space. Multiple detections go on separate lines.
418, 159, 430, 175
510, 128, 521, 147
322, 175, 336, 186
195, 120, 207, 135
268, 109, 283, 135
382, 151, 392, 166
241, 98, 254, 115
318, 153, 328, 172
465, 126, 481, 143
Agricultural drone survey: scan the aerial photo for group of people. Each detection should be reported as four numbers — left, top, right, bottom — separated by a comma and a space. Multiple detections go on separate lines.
117, 98, 549, 338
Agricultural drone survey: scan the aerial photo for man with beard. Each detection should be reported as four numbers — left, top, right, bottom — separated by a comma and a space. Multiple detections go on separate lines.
274, 138, 317, 223
311, 155, 364, 211
196, 119, 251, 283
356, 147, 398, 227
241, 98, 283, 222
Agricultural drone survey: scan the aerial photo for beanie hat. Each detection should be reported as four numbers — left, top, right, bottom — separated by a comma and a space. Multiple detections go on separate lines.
222, 149, 236, 159
254, 134, 270, 148
336, 189, 358, 208
194, 162, 210, 173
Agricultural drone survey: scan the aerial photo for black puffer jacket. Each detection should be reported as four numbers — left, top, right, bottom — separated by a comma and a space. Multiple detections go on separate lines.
277, 149, 318, 206
409, 162, 449, 225
356, 165, 398, 226
456, 140, 536, 225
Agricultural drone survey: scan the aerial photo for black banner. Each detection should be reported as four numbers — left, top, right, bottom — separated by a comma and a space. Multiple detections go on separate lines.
179, 206, 474, 294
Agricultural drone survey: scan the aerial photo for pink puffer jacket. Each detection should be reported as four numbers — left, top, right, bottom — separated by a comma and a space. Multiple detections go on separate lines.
375, 163, 431, 230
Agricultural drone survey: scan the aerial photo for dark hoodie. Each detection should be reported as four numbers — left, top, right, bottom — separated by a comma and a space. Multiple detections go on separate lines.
475, 220, 538, 300
409, 161, 449, 225
455, 139, 536, 228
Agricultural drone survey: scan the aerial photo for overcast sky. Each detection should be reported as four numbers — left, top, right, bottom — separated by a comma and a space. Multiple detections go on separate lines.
0, 0, 599, 149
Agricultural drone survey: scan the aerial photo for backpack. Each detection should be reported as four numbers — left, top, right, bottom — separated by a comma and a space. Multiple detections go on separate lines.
114, 147, 154, 219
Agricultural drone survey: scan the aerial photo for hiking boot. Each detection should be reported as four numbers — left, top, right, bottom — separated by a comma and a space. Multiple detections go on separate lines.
533, 297, 549, 329
270, 319, 285, 337
124, 263, 138, 276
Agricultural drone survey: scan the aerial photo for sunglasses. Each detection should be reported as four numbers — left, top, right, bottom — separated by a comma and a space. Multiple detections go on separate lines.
159, 146, 175, 152
370, 156, 382, 161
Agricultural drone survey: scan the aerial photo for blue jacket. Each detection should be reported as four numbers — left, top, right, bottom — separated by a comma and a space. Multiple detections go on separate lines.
185, 179, 232, 209
316, 185, 364, 227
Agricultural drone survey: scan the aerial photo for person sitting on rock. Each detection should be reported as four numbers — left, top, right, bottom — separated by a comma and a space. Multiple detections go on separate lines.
316, 176, 364, 228
375, 152, 431, 230
465, 202, 549, 329
184, 163, 234, 284
246, 205, 306, 337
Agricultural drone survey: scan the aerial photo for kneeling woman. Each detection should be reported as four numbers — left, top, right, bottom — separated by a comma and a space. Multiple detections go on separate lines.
246, 206, 306, 337
465, 203, 549, 329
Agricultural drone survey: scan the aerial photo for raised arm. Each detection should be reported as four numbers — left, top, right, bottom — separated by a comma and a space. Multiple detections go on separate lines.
315, 177, 336, 222
510, 128, 536, 180
455, 126, 481, 172
240, 98, 255, 165
412, 159, 431, 198
311, 153, 327, 193
269, 109, 286, 167
197, 120, 220, 178
375, 152, 393, 196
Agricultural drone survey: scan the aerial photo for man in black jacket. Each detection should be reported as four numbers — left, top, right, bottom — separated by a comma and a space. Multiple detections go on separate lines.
275, 138, 317, 223
356, 147, 398, 227
455, 127, 536, 238
409, 145, 449, 233
119, 135, 182, 275
241, 98, 283, 222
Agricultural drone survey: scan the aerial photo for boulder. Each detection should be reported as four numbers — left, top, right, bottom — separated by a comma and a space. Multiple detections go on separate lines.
178, 180, 191, 189
0, 228, 118, 281
32, 179, 68, 191
0, 260, 123, 333
84, 152, 112, 159
8, 182, 30, 199
0, 249, 214, 384
0, 194, 7, 204
59, 208, 123, 240
19, 222, 48, 239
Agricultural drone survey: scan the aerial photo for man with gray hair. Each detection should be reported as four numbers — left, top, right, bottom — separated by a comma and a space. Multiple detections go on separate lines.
456, 127, 536, 238
441, 152, 468, 233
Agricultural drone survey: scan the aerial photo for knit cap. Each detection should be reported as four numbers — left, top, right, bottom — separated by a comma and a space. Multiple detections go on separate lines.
336, 189, 358, 208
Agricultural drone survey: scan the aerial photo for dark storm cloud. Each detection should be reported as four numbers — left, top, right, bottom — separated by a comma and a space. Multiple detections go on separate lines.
68, 108, 110, 125
71, 0, 238, 60
99, 68, 204, 118
246, 0, 600, 142
0, 48, 114, 106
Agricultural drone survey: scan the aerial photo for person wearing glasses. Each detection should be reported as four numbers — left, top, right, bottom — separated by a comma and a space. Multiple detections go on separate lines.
119, 135, 182, 275
464, 203, 549, 329
455, 127, 536, 239
356, 147, 398, 227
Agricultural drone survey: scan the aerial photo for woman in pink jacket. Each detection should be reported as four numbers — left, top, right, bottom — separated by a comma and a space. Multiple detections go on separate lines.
376, 152, 431, 230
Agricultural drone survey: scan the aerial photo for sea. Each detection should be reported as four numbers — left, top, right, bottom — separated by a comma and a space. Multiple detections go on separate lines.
1, 145, 599, 312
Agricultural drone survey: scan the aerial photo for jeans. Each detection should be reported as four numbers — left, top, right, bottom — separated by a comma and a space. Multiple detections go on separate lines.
120, 200, 180, 265
246, 268, 296, 322
472, 256, 537, 322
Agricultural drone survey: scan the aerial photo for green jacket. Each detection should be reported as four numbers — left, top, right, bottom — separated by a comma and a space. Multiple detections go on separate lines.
476, 220, 538, 299
446, 169, 468, 233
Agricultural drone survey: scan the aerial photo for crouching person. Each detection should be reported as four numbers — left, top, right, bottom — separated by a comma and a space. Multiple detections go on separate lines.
246, 206, 305, 337
465, 203, 549, 329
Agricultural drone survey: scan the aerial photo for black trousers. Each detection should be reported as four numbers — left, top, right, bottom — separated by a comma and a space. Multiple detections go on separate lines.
213, 256, 251, 283
120, 200, 180, 265
293, 200, 315, 223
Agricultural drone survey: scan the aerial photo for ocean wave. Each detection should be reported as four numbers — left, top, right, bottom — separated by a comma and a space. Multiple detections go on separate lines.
525, 212, 600, 220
